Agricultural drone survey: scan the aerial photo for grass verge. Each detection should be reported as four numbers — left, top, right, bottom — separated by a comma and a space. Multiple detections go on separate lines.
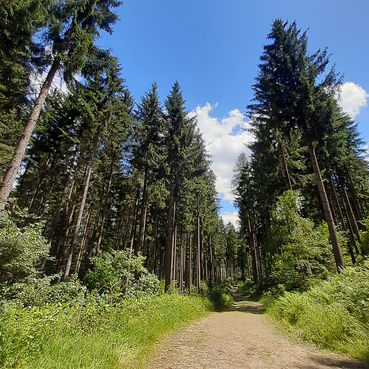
261, 261, 369, 360
0, 294, 212, 369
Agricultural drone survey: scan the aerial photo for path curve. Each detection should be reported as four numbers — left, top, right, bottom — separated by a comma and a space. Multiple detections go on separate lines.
146, 300, 369, 369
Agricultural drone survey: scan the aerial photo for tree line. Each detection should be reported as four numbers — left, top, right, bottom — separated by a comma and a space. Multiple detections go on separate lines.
0, 0, 239, 292
233, 20, 369, 290
1, 3, 368, 294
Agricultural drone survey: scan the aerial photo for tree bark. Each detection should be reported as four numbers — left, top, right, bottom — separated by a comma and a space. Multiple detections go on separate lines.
129, 185, 140, 252
308, 143, 344, 271
165, 190, 175, 292
63, 156, 94, 280
247, 215, 259, 284
196, 213, 201, 293
95, 161, 114, 256
0, 58, 61, 211
280, 140, 292, 191
74, 205, 93, 274
342, 185, 362, 249
187, 233, 192, 293
137, 167, 148, 254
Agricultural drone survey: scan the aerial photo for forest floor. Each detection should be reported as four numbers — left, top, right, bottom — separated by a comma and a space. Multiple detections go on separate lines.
146, 294, 369, 369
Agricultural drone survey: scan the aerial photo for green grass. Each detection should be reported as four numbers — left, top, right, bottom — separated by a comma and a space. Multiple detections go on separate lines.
0, 294, 212, 369
262, 261, 369, 360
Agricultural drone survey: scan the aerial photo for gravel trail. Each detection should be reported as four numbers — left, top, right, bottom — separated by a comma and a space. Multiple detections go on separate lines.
146, 299, 369, 369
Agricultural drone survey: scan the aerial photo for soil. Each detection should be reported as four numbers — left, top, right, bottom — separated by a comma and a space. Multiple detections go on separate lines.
146, 298, 369, 369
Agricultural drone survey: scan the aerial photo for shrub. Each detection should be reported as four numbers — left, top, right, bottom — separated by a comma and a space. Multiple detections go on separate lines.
0, 275, 88, 308
264, 190, 336, 291
209, 281, 233, 310
85, 250, 160, 301
0, 211, 49, 283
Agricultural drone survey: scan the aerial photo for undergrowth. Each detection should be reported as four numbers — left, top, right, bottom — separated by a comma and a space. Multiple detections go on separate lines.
209, 279, 234, 310
0, 294, 212, 369
262, 261, 369, 360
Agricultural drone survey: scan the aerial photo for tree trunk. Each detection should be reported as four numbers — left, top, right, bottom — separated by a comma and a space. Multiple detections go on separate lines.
74, 205, 93, 274
129, 185, 140, 252
63, 158, 93, 280
308, 143, 344, 271
330, 177, 356, 263
196, 213, 201, 293
179, 235, 184, 293
345, 166, 364, 221
138, 167, 149, 253
342, 185, 362, 249
247, 215, 259, 284
187, 233, 192, 293
0, 58, 61, 211
165, 190, 175, 292
95, 162, 114, 256
171, 223, 177, 287
280, 140, 292, 191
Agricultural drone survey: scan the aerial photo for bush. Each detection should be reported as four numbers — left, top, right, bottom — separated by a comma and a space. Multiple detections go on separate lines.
209, 280, 234, 310
264, 190, 336, 291
0, 211, 49, 283
266, 261, 369, 360
0, 275, 88, 308
85, 250, 160, 301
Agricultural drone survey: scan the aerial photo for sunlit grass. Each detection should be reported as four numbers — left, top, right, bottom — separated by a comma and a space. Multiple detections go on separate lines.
0, 294, 212, 369
262, 262, 369, 360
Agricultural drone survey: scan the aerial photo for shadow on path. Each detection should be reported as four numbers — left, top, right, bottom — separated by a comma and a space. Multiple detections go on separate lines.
227, 299, 265, 314
299, 356, 369, 369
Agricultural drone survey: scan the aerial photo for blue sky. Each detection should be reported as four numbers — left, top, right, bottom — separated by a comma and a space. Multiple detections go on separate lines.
97, 0, 369, 225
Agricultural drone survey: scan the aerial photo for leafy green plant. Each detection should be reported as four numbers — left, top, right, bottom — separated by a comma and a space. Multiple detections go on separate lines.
85, 250, 160, 301
265, 190, 336, 291
209, 280, 234, 310
0, 211, 49, 283
265, 261, 369, 360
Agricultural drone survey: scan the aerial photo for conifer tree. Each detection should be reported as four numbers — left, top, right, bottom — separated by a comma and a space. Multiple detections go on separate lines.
0, 0, 122, 210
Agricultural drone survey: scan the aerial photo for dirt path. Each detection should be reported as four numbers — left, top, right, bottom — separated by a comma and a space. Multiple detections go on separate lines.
146, 299, 369, 369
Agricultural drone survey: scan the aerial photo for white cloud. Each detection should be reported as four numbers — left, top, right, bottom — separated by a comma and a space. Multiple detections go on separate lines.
188, 103, 253, 203
221, 211, 240, 228
337, 82, 368, 118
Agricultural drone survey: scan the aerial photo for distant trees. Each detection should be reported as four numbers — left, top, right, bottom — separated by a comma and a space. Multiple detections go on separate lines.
2, 6, 367, 296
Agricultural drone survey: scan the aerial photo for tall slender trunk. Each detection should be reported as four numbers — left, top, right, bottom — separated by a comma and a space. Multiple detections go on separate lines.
95, 162, 114, 256
308, 143, 344, 271
330, 177, 345, 231
63, 131, 99, 280
187, 233, 192, 293
342, 185, 362, 248
74, 205, 93, 274
247, 215, 259, 284
179, 236, 184, 293
171, 223, 177, 286
345, 166, 364, 221
330, 177, 356, 263
129, 185, 140, 252
63, 158, 93, 280
280, 140, 292, 191
138, 168, 149, 254
0, 59, 61, 211
165, 190, 175, 292
196, 213, 201, 293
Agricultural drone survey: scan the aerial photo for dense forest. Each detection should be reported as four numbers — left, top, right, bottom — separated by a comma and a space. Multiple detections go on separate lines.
0, 1, 368, 368
0, 0, 236, 295
233, 20, 369, 290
